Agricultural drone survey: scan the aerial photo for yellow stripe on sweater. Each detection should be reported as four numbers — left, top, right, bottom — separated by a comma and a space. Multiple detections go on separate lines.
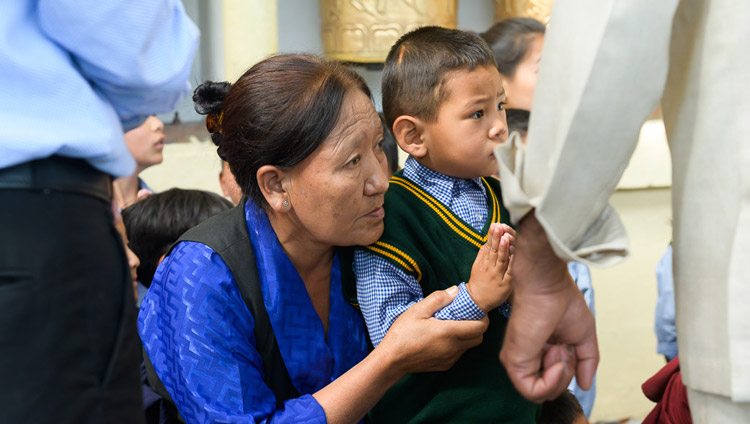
390, 176, 488, 247
372, 241, 423, 282
365, 244, 423, 281
480, 177, 503, 239
389, 179, 483, 249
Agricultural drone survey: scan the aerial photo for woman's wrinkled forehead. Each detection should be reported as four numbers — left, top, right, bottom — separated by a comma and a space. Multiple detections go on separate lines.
324, 90, 381, 153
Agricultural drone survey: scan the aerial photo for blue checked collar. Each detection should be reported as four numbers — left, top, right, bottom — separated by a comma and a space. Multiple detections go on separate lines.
401, 156, 486, 206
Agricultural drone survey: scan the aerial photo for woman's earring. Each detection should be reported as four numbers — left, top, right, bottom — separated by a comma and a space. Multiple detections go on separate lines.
283, 200, 289, 207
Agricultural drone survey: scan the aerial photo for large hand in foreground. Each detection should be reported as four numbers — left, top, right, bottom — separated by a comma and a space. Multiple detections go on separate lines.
500, 214, 599, 402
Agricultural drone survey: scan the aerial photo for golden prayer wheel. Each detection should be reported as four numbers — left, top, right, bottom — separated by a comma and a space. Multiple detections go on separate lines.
320, 0, 457, 63
494, 0, 554, 24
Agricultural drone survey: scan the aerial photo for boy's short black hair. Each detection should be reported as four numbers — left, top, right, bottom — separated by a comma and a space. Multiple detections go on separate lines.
537, 390, 586, 424
122, 188, 234, 287
382, 26, 497, 130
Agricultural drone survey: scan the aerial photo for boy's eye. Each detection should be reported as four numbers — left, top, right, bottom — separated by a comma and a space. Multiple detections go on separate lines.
375, 138, 384, 151
497, 102, 506, 111
346, 155, 361, 168
471, 110, 484, 119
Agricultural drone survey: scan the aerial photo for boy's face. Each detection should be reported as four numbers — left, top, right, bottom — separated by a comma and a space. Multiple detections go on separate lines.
421, 65, 507, 179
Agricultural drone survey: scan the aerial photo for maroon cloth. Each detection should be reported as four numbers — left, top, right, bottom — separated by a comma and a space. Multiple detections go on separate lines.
642, 355, 692, 424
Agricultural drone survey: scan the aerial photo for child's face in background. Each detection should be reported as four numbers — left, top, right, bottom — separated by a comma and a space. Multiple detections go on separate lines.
125, 115, 165, 170
502, 34, 543, 111
420, 65, 507, 179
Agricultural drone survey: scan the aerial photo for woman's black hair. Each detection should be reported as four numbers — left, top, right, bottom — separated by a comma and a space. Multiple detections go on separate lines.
481, 17, 545, 77
122, 188, 233, 287
193, 54, 371, 205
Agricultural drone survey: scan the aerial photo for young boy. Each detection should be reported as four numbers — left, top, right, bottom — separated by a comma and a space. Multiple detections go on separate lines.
352, 27, 539, 422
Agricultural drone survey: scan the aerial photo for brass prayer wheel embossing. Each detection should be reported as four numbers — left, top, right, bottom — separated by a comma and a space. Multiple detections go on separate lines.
494, 0, 554, 24
321, 0, 457, 63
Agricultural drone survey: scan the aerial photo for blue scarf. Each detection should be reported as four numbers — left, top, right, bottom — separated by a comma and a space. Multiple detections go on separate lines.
245, 200, 369, 394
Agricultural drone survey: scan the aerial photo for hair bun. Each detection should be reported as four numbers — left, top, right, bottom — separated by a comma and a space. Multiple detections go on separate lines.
193, 81, 232, 115
193, 81, 232, 147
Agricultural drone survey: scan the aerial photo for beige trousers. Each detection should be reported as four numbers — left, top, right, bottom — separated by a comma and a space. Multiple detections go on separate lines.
496, 0, 750, 420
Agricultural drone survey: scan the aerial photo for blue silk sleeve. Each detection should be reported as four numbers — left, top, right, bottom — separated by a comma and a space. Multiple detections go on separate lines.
138, 241, 327, 424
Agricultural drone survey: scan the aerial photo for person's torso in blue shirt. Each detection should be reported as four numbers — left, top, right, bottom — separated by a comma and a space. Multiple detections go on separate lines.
0, 1, 198, 177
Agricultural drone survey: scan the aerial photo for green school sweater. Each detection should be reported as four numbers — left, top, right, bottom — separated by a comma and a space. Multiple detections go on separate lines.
343, 171, 539, 423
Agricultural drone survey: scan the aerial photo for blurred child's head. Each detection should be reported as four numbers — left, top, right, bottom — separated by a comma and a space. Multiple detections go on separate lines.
379, 113, 400, 175
481, 18, 545, 111
382, 26, 507, 179
537, 390, 589, 424
122, 188, 233, 287
505, 108, 530, 143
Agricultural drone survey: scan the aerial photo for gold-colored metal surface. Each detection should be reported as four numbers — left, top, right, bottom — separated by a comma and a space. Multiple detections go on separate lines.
320, 0, 457, 63
494, 0, 554, 24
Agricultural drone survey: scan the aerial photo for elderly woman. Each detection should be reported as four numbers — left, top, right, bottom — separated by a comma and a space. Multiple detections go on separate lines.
138, 54, 487, 423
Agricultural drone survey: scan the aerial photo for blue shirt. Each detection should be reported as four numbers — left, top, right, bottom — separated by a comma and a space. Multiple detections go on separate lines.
355, 157, 510, 347
139, 200, 369, 423
655, 243, 677, 360
566, 261, 596, 418
0, 0, 198, 177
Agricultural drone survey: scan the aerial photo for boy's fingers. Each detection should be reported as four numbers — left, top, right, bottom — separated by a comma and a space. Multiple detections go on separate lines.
488, 225, 501, 261
497, 235, 511, 265
476, 242, 487, 263
505, 255, 514, 277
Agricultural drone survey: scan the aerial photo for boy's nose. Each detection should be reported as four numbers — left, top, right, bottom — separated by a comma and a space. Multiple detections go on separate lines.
489, 115, 507, 141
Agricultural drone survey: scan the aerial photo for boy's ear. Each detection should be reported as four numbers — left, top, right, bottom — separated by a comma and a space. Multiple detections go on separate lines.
256, 165, 289, 213
392, 115, 428, 158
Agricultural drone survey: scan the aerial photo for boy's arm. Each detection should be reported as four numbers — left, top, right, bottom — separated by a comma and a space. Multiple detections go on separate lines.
354, 249, 485, 347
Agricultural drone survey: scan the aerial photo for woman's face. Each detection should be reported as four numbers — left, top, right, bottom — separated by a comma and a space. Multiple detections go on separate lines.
502, 34, 544, 111
283, 89, 389, 248
124, 116, 165, 170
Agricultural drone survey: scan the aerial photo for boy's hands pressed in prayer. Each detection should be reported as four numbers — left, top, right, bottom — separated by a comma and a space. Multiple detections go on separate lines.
467, 223, 515, 312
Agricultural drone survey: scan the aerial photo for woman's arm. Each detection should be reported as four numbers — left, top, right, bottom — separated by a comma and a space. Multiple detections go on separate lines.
314, 288, 488, 424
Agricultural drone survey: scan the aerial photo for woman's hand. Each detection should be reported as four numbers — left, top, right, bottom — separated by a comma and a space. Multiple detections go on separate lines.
378, 287, 489, 377
313, 287, 488, 424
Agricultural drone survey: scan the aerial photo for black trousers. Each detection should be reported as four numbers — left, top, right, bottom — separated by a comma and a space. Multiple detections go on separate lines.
0, 187, 143, 423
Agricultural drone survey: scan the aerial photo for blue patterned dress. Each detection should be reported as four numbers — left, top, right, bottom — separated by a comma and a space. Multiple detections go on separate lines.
138, 200, 369, 423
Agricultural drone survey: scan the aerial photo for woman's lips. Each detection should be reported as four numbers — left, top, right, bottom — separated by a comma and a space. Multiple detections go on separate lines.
366, 206, 385, 219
